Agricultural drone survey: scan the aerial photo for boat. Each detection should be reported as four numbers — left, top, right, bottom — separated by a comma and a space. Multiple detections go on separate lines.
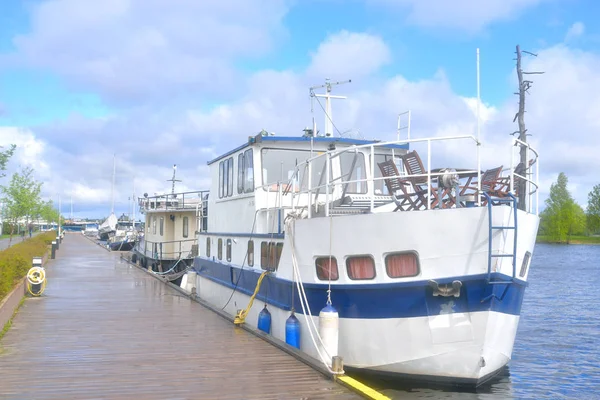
98, 213, 117, 240
173, 79, 540, 386
108, 230, 138, 251
132, 166, 207, 285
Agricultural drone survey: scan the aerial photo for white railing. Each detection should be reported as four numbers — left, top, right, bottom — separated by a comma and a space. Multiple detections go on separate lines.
288, 135, 481, 216
257, 135, 540, 218
510, 138, 540, 214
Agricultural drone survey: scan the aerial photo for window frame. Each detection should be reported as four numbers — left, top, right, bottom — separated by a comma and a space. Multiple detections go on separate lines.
217, 238, 223, 260
315, 256, 339, 281
244, 149, 254, 193
159, 217, 164, 236
226, 239, 232, 262
206, 237, 211, 258
247, 240, 254, 267
237, 153, 245, 194
384, 251, 420, 278
182, 216, 189, 238
346, 255, 376, 280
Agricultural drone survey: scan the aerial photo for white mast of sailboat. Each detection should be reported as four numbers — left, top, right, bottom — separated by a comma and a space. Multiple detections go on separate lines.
111, 154, 116, 215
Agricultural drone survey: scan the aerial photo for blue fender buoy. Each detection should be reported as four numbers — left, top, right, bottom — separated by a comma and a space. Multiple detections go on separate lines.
257, 305, 271, 334
285, 310, 301, 349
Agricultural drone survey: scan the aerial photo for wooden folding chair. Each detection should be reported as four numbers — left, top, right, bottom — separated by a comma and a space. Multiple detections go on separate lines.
401, 151, 451, 209
459, 166, 509, 205
377, 160, 427, 211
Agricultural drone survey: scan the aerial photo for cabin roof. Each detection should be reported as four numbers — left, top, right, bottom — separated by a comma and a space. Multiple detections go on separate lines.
207, 134, 409, 165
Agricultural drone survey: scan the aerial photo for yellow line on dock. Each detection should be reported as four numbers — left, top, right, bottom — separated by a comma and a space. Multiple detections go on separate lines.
336, 375, 391, 400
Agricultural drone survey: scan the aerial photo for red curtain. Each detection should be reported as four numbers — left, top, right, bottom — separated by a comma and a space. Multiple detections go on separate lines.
386, 253, 418, 278
347, 256, 375, 280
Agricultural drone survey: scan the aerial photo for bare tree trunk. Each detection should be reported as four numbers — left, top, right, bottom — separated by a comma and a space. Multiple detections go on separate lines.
516, 45, 527, 211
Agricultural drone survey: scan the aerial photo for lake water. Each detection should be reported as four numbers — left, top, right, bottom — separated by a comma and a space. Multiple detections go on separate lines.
357, 243, 600, 399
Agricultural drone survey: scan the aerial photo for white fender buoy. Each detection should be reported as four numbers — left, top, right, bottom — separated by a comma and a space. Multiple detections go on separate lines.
318, 304, 339, 366
184, 271, 197, 293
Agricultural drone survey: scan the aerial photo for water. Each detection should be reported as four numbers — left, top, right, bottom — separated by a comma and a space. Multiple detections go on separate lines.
357, 244, 600, 399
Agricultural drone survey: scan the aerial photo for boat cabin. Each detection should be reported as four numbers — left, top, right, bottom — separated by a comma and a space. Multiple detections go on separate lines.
205, 132, 409, 235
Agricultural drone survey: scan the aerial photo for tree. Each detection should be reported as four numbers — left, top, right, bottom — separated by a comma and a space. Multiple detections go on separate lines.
586, 184, 600, 234
0, 144, 15, 178
1, 167, 43, 243
38, 200, 61, 228
540, 172, 585, 243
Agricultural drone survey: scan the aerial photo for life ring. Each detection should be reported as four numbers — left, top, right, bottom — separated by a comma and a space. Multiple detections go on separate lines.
27, 267, 46, 285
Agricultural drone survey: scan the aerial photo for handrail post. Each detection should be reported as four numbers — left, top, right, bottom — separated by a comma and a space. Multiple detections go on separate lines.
325, 154, 331, 217
427, 140, 431, 210
370, 145, 375, 212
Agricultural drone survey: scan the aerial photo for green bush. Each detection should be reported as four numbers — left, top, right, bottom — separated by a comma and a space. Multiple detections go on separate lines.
0, 231, 56, 300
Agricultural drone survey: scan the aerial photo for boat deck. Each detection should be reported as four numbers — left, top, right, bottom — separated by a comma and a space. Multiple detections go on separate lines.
0, 233, 359, 399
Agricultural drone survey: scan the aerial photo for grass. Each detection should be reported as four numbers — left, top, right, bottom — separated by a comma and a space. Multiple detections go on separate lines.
536, 235, 600, 244
0, 231, 56, 301
0, 297, 25, 344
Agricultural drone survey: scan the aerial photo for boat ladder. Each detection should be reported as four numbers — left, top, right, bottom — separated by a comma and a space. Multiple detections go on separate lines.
482, 193, 518, 301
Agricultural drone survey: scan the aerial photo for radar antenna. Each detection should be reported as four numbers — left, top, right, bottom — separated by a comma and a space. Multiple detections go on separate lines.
309, 78, 351, 137
167, 164, 181, 196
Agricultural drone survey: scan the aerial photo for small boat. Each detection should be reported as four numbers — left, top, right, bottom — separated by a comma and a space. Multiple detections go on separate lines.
177, 79, 541, 387
131, 166, 207, 285
108, 233, 137, 251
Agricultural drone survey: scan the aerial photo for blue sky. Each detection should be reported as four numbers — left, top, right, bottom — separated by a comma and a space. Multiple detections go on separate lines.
0, 0, 599, 217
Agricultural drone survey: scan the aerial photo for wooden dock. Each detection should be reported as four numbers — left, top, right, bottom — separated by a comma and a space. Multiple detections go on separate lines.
0, 233, 360, 399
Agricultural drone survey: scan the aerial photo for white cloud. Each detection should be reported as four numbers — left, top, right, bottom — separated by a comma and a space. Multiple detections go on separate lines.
369, 0, 548, 32
564, 22, 585, 42
4, 0, 289, 103
307, 31, 391, 78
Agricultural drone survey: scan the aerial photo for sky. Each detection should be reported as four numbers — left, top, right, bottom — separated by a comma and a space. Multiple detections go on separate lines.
0, 0, 599, 219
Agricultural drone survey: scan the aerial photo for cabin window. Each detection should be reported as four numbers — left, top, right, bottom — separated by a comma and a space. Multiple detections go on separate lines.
261, 241, 283, 270
182, 216, 189, 238
385, 252, 419, 278
247, 240, 254, 267
371, 154, 403, 195
206, 237, 211, 258
261, 148, 331, 192
316, 257, 339, 281
339, 151, 367, 194
520, 251, 531, 277
152, 217, 156, 234
237, 153, 244, 194
346, 256, 376, 280
223, 159, 229, 197
218, 238, 223, 260
159, 217, 164, 236
244, 149, 254, 193
219, 161, 224, 199
227, 157, 234, 197
226, 239, 232, 262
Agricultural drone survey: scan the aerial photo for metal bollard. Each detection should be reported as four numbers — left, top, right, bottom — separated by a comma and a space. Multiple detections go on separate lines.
55, 236, 60, 250
30, 257, 43, 294
51, 241, 56, 259
332, 356, 345, 374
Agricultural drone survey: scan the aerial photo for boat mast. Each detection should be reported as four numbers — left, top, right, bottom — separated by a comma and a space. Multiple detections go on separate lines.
111, 154, 116, 215
310, 78, 351, 137
167, 164, 181, 196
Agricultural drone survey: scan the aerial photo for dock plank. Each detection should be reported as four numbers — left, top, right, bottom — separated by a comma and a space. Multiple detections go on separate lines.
0, 234, 358, 400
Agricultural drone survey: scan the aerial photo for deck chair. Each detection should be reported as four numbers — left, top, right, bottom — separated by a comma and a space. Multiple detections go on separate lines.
401, 151, 451, 209
459, 166, 509, 205
377, 160, 426, 211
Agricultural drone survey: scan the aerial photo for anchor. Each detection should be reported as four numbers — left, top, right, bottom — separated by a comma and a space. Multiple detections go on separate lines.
429, 280, 462, 297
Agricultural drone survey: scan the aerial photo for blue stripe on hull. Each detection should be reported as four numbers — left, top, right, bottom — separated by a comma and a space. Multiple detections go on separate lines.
193, 257, 527, 319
